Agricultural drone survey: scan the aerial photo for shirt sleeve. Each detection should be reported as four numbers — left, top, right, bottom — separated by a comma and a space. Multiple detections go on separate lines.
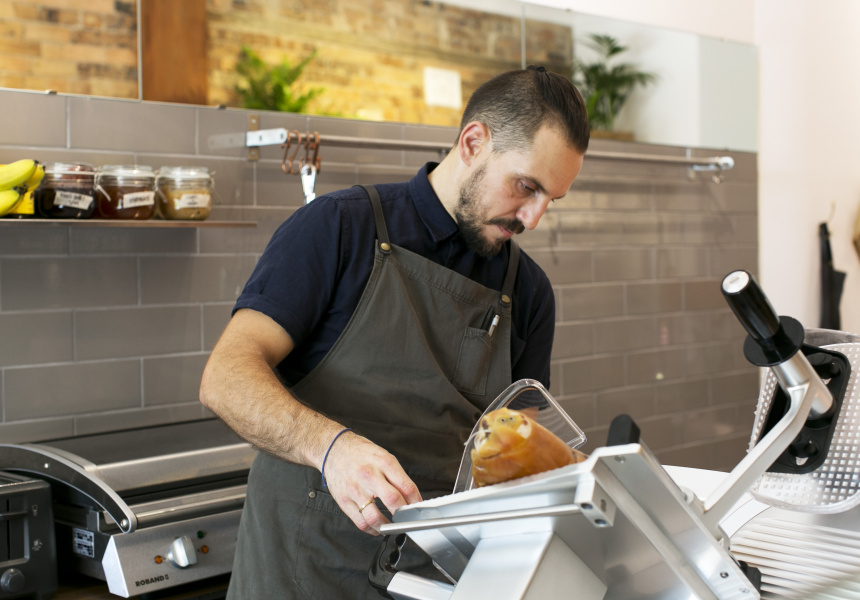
232, 196, 350, 347
510, 259, 556, 389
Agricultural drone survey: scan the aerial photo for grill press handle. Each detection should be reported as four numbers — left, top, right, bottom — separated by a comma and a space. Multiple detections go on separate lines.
722, 270, 803, 366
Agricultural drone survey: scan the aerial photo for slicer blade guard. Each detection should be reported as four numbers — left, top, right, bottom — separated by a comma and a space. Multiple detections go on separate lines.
748, 328, 860, 513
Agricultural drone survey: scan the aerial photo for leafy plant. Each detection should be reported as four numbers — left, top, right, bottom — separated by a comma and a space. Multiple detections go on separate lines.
234, 46, 324, 113
574, 34, 656, 132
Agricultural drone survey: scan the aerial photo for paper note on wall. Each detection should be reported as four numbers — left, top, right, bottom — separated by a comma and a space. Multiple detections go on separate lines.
424, 67, 463, 110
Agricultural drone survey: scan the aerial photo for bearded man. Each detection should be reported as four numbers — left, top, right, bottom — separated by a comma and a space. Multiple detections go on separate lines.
200, 65, 590, 600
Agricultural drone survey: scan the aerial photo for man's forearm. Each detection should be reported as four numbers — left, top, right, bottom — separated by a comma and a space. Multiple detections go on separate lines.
199, 317, 343, 472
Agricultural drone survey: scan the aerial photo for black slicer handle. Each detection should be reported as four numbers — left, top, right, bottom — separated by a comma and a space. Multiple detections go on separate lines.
721, 270, 804, 367
721, 271, 780, 340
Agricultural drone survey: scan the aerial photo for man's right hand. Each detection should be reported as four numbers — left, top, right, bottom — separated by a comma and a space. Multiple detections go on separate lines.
320, 428, 423, 534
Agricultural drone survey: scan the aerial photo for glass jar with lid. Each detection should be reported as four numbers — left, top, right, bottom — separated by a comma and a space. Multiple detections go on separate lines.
94, 165, 156, 220
35, 162, 96, 219
155, 166, 213, 220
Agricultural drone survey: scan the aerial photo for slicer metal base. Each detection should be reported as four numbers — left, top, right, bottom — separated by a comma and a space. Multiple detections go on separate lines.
450, 531, 606, 600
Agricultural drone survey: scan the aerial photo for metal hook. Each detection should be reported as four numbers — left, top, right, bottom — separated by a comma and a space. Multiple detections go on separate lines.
280, 134, 292, 174
299, 132, 322, 172
711, 167, 725, 185
287, 130, 303, 174
311, 131, 321, 173
300, 132, 311, 169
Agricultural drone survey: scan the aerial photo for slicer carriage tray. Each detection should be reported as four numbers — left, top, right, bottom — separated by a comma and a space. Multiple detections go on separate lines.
384, 442, 759, 600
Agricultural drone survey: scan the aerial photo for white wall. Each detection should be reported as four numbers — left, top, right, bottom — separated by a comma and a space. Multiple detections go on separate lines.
520, 0, 860, 334
754, 0, 860, 333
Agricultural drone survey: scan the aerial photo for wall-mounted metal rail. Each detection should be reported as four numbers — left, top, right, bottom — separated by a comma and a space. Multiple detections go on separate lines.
245, 126, 735, 183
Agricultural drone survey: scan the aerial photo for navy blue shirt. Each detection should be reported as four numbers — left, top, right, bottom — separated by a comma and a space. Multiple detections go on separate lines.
234, 163, 555, 388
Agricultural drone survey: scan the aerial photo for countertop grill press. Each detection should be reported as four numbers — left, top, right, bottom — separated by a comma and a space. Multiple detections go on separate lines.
369, 270, 860, 600
0, 419, 256, 597
0, 471, 56, 600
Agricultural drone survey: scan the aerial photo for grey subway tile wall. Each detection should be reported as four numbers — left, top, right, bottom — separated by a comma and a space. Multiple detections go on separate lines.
656, 379, 711, 414
0, 312, 73, 367
139, 255, 259, 304
143, 354, 212, 406
0, 225, 69, 255
71, 227, 199, 254
1, 92, 67, 147
0, 88, 759, 472
0, 418, 75, 445
69, 96, 198, 154
74, 306, 202, 360
2, 256, 139, 310
4, 360, 141, 420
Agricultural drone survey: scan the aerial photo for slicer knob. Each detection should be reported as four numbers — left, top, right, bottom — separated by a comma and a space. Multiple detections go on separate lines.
0, 568, 25, 593
167, 536, 198, 568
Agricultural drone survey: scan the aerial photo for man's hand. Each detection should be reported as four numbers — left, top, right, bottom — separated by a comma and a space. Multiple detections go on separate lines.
321, 429, 423, 534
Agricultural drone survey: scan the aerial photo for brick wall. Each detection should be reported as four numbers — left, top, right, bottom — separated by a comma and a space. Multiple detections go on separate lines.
0, 0, 572, 126
0, 88, 759, 473
0, 0, 137, 98
205, 0, 572, 124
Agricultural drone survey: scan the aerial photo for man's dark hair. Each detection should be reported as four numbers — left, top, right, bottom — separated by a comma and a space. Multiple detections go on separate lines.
458, 65, 589, 155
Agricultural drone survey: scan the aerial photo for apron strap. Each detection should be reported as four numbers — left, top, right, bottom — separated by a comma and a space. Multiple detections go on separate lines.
500, 241, 520, 303
358, 184, 519, 303
358, 185, 391, 246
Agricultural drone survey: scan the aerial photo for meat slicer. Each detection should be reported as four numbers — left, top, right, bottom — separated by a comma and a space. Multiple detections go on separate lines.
369, 270, 860, 600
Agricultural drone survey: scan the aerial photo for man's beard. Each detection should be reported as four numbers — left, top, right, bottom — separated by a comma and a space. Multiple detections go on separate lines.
454, 163, 525, 258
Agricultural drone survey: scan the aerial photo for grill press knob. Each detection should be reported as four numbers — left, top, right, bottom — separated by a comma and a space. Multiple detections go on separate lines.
167, 536, 198, 568
0, 568, 25, 593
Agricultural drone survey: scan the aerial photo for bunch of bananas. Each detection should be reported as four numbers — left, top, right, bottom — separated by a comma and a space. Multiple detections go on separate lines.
0, 159, 45, 217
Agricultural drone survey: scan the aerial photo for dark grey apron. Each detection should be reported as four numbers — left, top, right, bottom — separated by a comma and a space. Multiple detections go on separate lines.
227, 186, 518, 600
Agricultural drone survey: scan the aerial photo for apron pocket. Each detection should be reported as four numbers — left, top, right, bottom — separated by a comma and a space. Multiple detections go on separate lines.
294, 487, 390, 600
451, 326, 493, 396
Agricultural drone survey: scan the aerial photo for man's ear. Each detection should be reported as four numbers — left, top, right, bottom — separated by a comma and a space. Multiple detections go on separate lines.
457, 121, 491, 166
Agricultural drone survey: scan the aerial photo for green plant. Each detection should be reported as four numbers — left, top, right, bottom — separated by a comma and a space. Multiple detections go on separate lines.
574, 34, 655, 132
234, 46, 324, 113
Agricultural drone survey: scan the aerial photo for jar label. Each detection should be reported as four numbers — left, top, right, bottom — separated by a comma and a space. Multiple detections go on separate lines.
122, 191, 155, 208
55, 190, 94, 210
176, 193, 211, 209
